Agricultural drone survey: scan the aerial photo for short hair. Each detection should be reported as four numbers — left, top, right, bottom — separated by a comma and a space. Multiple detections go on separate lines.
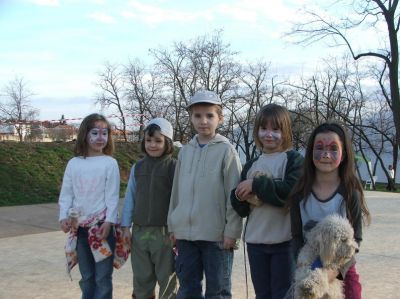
140, 123, 174, 155
74, 113, 114, 157
188, 103, 224, 120
253, 103, 293, 151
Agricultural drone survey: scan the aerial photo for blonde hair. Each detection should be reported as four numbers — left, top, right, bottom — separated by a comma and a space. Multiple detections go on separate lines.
253, 103, 293, 151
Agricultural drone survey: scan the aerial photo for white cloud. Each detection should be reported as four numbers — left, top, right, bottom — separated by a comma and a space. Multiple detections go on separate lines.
123, 0, 210, 26
0, 51, 57, 62
30, 0, 59, 6
88, 0, 106, 4
220, 0, 291, 22
88, 11, 115, 24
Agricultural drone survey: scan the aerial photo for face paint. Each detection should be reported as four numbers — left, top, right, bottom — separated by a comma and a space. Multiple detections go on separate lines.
313, 140, 341, 163
258, 129, 282, 141
87, 128, 108, 144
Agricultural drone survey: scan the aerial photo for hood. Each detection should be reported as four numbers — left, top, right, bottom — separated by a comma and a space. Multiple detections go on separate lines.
185, 133, 231, 175
188, 133, 230, 147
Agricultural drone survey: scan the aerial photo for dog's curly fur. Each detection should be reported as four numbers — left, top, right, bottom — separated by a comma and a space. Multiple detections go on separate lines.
293, 214, 358, 299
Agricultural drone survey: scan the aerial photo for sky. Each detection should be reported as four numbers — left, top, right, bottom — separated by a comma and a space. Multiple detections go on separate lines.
0, 0, 377, 123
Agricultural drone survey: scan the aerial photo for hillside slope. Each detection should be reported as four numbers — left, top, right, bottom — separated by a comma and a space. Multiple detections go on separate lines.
0, 141, 142, 206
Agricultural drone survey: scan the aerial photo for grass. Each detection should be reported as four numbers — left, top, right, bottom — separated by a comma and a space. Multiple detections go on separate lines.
369, 182, 399, 193
0, 141, 143, 206
1, 141, 396, 206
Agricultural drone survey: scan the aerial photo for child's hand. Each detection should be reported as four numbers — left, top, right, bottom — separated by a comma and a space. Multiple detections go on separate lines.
98, 222, 112, 240
223, 237, 236, 250
169, 233, 176, 245
235, 179, 254, 200
122, 227, 132, 245
60, 219, 71, 233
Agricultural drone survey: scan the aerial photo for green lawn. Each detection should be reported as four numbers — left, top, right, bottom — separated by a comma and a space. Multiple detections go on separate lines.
0, 141, 142, 206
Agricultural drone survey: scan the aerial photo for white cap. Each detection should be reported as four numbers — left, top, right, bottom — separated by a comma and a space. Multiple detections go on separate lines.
145, 118, 173, 140
187, 90, 222, 109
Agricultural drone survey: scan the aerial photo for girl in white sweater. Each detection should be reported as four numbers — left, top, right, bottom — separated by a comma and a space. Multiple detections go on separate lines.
59, 113, 120, 299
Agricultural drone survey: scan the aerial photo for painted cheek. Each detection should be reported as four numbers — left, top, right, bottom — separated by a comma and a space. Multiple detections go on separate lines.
313, 150, 341, 164
87, 133, 97, 144
270, 131, 281, 141
331, 151, 342, 166
88, 130, 108, 144
258, 130, 281, 141
313, 150, 324, 162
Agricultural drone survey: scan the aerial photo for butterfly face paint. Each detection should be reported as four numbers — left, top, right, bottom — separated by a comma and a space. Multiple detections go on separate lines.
87, 128, 108, 145
313, 140, 342, 165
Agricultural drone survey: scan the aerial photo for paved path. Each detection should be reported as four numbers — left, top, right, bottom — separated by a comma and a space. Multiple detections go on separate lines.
0, 191, 399, 298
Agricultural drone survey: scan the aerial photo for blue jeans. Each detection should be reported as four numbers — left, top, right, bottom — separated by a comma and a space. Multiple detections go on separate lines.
247, 241, 293, 299
77, 226, 115, 299
221, 249, 233, 299
175, 240, 225, 299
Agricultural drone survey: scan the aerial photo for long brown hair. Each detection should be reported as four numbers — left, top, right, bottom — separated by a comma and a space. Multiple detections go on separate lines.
253, 103, 293, 151
289, 121, 370, 225
74, 113, 114, 157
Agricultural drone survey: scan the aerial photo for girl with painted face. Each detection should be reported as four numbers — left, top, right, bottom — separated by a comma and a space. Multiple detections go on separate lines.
231, 103, 304, 299
58, 113, 123, 299
121, 118, 177, 299
289, 122, 371, 299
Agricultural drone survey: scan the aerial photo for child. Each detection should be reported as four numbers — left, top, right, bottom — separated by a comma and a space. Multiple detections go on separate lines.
121, 118, 177, 299
289, 121, 371, 299
231, 103, 304, 299
168, 90, 243, 298
386, 164, 396, 191
59, 113, 121, 299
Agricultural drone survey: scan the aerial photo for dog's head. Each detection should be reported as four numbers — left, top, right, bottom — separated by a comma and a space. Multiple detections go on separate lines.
307, 214, 358, 268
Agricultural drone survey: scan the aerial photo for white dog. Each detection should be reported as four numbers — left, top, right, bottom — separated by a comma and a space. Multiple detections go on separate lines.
293, 214, 358, 299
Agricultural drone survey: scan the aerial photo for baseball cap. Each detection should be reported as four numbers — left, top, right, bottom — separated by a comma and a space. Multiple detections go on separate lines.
145, 118, 173, 140
187, 90, 222, 109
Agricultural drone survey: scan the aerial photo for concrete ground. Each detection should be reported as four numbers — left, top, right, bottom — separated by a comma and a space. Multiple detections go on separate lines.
0, 191, 399, 299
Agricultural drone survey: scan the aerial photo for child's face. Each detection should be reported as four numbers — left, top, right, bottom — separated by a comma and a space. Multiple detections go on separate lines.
86, 121, 108, 156
312, 131, 343, 174
144, 131, 166, 158
190, 105, 222, 142
258, 121, 283, 153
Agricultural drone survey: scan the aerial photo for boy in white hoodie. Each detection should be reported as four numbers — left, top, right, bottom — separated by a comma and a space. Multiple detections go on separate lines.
168, 90, 243, 298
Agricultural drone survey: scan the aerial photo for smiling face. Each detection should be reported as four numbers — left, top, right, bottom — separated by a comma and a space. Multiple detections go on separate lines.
86, 121, 109, 156
312, 131, 343, 174
190, 104, 222, 143
144, 130, 166, 158
258, 121, 283, 153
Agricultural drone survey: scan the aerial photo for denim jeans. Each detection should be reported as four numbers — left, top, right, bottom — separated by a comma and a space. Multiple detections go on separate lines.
77, 226, 115, 299
221, 249, 233, 299
247, 241, 293, 299
175, 240, 225, 299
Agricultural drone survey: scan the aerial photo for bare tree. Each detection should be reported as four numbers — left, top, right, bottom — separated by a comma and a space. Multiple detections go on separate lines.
95, 62, 128, 141
289, 56, 395, 188
150, 30, 241, 142
230, 61, 286, 161
0, 76, 38, 142
125, 59, 166, 140
288, 0, 400, 175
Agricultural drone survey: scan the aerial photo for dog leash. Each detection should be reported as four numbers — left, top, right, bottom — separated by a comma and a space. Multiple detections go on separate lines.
243, 217, 249, 299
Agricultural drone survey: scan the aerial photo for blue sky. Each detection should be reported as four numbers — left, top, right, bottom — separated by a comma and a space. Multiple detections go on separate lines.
0, 0, 370, 122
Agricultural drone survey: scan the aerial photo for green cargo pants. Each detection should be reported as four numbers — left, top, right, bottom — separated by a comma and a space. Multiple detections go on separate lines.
131, 225, 177, 299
